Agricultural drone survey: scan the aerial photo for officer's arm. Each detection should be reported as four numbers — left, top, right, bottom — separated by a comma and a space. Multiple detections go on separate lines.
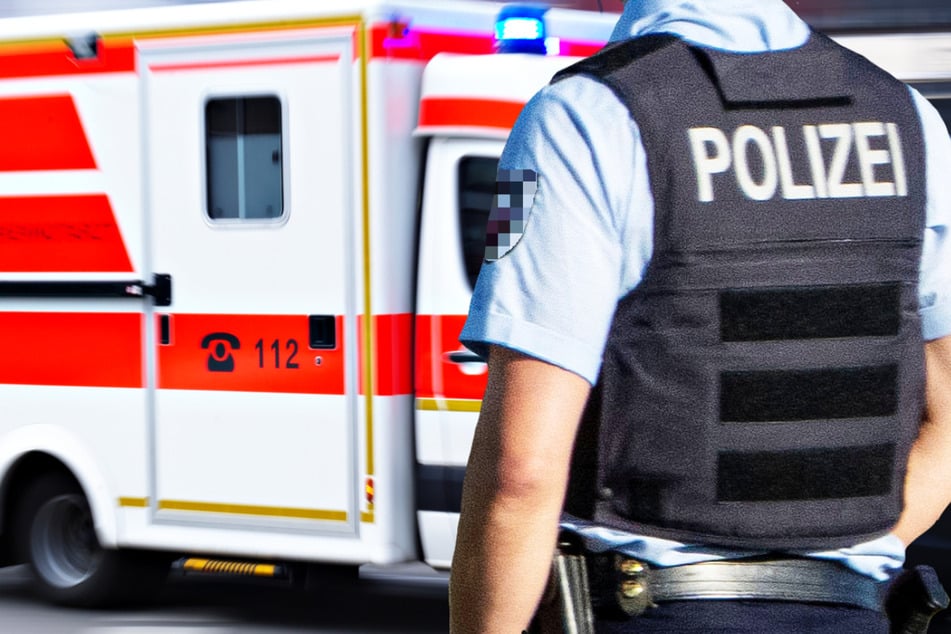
449, 345, 591, 634
893, 334, 951, 545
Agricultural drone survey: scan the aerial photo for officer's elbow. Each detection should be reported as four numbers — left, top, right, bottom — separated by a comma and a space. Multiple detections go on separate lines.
492, 452, 565, 505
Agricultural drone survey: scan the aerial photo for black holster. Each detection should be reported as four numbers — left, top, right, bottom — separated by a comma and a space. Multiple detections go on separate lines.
529, 537, 595, 634
885, 565, 949, 634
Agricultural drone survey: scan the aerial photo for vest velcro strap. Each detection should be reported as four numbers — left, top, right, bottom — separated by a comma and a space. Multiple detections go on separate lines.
720, 365, 897, 422
720, 283, 900, 342
717, 444, 894, 502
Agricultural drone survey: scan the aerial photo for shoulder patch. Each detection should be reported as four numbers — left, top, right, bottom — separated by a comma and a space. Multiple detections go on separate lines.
485, 169, 538, 262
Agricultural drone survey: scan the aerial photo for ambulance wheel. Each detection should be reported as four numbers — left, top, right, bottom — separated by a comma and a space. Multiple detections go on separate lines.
15, 474, 167, 607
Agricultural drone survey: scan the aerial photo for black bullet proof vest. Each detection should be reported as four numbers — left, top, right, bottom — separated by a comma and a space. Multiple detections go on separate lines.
556, 32, 926, 550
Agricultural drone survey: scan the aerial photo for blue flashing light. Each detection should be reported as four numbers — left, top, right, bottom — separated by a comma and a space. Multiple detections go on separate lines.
495, 5, 549, 55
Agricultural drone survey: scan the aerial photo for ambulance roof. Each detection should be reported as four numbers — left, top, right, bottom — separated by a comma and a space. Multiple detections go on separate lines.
0, 0, 614, 44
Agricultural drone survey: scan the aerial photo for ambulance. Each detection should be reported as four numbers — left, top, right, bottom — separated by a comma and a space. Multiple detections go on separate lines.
0, 0, 618, 605
0, 0, 948, 608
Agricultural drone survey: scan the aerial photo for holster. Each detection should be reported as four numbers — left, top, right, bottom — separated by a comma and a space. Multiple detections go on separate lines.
529, 536, 595, 634
885, 565, 949, 634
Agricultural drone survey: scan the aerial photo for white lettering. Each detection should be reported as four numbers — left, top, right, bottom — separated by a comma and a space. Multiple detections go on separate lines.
773, 126, 816, 200
689, 127, 731, 203
820, 123, 864, 198
886, 123, 908, 197
688, 121, 908, 203
734, 125, 778, 201
853, 121, 896, 196
803, 125, 829, 199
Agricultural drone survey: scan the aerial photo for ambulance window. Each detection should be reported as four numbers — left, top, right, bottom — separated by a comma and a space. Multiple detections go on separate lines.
205, 96, 284, 221
458, 156, 498, 290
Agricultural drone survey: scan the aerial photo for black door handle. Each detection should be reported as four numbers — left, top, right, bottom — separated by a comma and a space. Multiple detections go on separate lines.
446, 351, 485, 364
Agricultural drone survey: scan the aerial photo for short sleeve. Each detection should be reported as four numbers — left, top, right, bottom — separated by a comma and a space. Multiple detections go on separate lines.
913, 89, 951, 341
460, 76, 655, 384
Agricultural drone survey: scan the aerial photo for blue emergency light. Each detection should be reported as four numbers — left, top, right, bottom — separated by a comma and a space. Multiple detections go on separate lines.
495, 5, 549, 55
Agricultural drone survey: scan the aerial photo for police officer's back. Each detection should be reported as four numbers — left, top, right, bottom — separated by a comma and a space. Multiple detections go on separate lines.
449, 1, 951, 632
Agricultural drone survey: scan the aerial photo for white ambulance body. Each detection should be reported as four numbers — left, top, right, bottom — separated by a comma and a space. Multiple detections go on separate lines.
0, 0, 948, 606
0, 0, 615, 602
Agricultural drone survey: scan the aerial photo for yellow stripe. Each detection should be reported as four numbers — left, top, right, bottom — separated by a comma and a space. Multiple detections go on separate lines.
360, 510, 375, 523
118, 497, 150, 508
0, 15, 364, 49
158, 500, 347, 522
183, 558, 280, 577
357, 19, 375, 482
416, 398, 483, 413
118, 15, 363, 41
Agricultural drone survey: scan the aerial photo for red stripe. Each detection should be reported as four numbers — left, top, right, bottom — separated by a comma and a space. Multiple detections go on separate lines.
0, 95, 96, 171
0, 31, 601, 79
415, 314, 487, 401
148, 54, 341, 72
418, 97, 526, 131
158, 314, 345, 394
0, 195, 134, 273
367, 25, 606, 61
559, 40, 605, 57
368, 25, 495, 61
0, 40, 135, 79
0, 312, 143, 388
374, 314, 413, 396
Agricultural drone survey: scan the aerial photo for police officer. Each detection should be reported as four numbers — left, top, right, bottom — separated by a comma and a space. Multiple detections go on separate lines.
448, 0, 951, 632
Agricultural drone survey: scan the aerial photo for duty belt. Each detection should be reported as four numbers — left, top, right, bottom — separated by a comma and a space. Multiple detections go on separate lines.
588, 555, 887, 617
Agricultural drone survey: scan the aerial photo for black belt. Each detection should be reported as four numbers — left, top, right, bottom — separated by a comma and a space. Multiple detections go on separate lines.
587, 555, 887, 617
648, 559, 885, 610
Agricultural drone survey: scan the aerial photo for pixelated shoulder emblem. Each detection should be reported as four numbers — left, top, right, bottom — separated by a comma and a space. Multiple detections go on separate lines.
485, 169, 538, 262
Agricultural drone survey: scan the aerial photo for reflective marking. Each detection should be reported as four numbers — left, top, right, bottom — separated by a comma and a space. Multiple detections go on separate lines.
183, 558, 279, 577
416, 398, 482, 413
158, 499, 347, 522
357, 20, 376, 479
118, 497, 150, 507
0, 95, 96, 171
0, 195, 134, 273
418, 97, 526, 132
157, 314, 345, 394
148, 54, 341, 72
0, 38, 135, 79
0, 312, 143, 388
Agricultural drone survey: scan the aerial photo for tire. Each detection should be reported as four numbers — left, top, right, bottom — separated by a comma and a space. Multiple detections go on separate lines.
14, 474, 168, 607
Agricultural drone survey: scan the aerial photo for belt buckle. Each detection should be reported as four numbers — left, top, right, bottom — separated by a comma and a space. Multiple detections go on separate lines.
613, 554, 655, 617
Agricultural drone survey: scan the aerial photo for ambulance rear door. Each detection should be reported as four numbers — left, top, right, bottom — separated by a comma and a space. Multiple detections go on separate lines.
140, 27, 361, 537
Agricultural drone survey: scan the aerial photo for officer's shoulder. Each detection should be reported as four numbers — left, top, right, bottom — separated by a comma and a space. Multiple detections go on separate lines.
521, 72, 635, 131
553, 34, 681, 85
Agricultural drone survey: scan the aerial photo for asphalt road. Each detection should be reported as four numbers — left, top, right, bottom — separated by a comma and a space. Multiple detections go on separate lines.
3, 559, 951, 633
0, 563, 450, 633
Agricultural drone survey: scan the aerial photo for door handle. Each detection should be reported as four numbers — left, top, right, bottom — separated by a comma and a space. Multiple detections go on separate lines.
446, 351, 485, 365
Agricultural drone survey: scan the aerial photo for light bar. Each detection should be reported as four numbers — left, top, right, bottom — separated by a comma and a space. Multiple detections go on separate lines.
495, 5, 548, 55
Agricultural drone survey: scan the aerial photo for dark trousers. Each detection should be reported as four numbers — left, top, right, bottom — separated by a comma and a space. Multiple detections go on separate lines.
594, 600, 889, 633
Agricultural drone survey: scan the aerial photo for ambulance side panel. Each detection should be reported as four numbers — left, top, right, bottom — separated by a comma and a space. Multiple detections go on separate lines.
0, 65, 147, 550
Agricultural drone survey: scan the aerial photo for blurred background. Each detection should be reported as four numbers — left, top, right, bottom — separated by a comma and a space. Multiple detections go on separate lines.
2, 0, 951, 31
0, 0, 947, 630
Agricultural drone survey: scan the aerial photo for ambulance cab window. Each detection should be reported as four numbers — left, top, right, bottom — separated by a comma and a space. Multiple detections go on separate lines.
205, 96, 284, 221
458, 156, 498, 290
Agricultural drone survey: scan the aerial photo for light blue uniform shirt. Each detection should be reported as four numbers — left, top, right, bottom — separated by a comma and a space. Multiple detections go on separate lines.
461, 0, 951, 581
